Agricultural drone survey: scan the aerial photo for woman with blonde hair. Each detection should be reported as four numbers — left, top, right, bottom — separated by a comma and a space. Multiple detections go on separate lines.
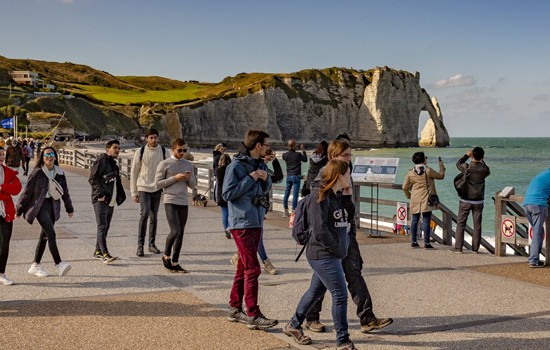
402, 152, 445, 248
283, 160, 358, 350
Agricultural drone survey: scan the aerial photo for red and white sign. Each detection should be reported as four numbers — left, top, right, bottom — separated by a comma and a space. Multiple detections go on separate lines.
396, 202, 408, 225
528, 223, 547, 246
501, 218, 515, 238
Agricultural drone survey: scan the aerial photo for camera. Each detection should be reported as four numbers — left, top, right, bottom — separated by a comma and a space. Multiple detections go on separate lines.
252, 195, 271, 210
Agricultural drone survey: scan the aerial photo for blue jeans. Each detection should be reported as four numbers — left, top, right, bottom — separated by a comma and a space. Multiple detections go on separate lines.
290, 257, 349, 345
283, 175, 302, 210
525, 204, 548, 265
411, 211, 432, 244
258, 228, 268, 261
220, 205, 229, 230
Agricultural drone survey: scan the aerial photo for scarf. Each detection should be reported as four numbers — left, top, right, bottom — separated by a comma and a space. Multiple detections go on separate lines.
414, 164, 427, 175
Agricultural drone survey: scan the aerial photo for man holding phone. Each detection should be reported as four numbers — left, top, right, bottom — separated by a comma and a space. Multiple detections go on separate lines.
155, 138, 196, 273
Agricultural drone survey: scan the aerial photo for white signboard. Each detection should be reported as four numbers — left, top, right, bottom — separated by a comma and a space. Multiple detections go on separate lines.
396, 202, 408, 225
352, 157, 399, 183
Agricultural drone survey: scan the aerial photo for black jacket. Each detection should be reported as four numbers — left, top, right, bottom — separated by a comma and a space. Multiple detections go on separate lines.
282, 149, 307, 176
306, 189, 350, 260
89, 153, 126, 205
267, 158, 284, 183
216, 165, 228, 207
456, 155, 490, 201
306, 154, 328, 189
16, 166, 73, 225
213, 150, 223, 174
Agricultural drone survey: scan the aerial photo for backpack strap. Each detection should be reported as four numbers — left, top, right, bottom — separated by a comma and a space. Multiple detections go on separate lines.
140, 145, 167, 162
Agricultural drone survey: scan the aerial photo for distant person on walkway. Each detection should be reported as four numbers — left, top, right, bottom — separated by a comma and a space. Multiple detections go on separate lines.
402, 152, 445, 249
6, 140, 24, 173
212, 142, 228, 203
283, 160, 358, 350
222, 129, 278, 330
306, 139, 392, 335
155, 138, 196, 273
305, 141, 328, 194
216, 154, 232, 239
523, 168, 550, 268
21, 140, 32, 176
89, 140, 126, 264
282, 140, 307, 217
16, 147, 73, 278
130, 128, 169, 257
451, 148, 490, 253
0, 148, 22, 285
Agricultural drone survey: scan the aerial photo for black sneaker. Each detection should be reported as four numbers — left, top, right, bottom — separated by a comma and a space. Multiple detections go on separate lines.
424, 244, 435, 249
529, 261, 545, 268
172, 264, 188, 274
93, 251, 102, 259
411, 242, 419, 248
136, 246, 144, 257
148, 245, 161, 254
247, 314, 278, 330
227, 306, 248, 324
102, 254, 117, 264
162, 256, 175, 271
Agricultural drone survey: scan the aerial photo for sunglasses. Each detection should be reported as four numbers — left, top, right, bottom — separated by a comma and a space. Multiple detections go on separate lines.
175, 149, 188, 153
44, 152, 56, 158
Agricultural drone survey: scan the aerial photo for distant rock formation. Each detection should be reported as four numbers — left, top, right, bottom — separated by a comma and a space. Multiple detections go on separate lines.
171, 66, 450, 148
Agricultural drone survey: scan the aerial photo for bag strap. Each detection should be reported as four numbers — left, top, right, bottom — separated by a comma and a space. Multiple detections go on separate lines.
424, 171, 433, 195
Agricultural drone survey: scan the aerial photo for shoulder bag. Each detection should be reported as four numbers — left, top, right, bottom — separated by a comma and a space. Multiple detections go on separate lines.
424, 171, 440, 206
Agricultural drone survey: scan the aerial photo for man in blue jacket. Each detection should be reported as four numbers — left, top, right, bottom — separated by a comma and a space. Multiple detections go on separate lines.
524, 168, 550, 268
222, 129, 278, 330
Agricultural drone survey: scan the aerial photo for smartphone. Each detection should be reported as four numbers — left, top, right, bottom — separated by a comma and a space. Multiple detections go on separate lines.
438, 157, 442, 162
185, 171, 192, 175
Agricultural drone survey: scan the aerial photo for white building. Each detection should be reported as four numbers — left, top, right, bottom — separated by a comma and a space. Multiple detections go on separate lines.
10, 71, 55, 90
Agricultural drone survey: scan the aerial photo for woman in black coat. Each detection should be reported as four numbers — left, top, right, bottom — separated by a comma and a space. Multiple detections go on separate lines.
216, 154, 232, 239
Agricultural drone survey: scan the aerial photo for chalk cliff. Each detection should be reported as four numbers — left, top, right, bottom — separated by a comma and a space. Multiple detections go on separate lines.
171, 67, 450, 148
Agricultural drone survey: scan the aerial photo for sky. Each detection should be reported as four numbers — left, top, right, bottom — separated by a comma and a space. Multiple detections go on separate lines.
2, 0, 550, 137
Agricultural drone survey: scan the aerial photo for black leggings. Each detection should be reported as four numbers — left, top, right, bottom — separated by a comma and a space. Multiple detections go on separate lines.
164, 204, 189, 263
0, 216, 13, 274
34, 198, 62, 265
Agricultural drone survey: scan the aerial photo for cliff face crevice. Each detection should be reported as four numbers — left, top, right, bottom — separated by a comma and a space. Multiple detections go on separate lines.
173, 67, 450, 148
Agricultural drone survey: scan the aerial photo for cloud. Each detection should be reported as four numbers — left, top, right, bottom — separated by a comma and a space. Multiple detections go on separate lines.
427, 74, 475, 89
532, 94, 549, 102
444, 87, 510, 116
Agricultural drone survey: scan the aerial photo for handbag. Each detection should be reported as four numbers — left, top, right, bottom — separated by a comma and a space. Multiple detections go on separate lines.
424, 171, 440, 206
453, 167, 470, 198
41, 165, 64, 201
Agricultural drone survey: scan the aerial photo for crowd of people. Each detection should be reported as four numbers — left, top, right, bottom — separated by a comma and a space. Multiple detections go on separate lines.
1, 127, 548, 349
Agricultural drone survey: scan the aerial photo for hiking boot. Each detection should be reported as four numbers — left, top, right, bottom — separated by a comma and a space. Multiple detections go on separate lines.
148, 244, 161, 254
361, 318, 393, 333
227, 306, 248, 324
162, 256, 175, 272
136, 246, 144, 257
263, 259, 278, 275
411, 242, 419, 248
0, 274, 14, 286
529, 261, 545, 268
283, 209, 290, 218
304, 319, 325, 332
93, 251, 103, 259
57, 261, 72, 277
230, 253, 239, 269
225, 229, 232, 239
337, 340, 358, 350
102, 254, 117, 264
172, 264, 188, 273
449, 248, 463, 254
28, 264, 50, 277
424, 243, 434, 249
282, 323, 312, 345
247, 314, 278, 330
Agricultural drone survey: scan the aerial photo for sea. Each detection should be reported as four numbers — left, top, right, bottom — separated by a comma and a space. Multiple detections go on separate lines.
205, 137, 550, 239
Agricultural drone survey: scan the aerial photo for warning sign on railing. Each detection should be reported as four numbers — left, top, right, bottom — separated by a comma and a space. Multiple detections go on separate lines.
528, 223, 547, 246
396, 202, 407, 225
501, 216, 516, 244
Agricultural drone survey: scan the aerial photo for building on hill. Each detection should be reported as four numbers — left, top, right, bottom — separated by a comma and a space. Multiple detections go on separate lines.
10, 71, 55, 90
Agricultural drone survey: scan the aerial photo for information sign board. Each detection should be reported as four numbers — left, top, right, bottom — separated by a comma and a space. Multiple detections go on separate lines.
352, 157, 399, 183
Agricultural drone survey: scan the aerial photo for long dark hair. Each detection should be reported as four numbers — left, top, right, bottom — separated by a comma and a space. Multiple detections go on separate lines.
35, 147, 59, 168
313, 141, 328, 158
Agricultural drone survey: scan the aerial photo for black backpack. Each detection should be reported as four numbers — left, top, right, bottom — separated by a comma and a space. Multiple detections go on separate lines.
139, 145, 167, 162
291, 192, 315, 262
454, 168, 470, 198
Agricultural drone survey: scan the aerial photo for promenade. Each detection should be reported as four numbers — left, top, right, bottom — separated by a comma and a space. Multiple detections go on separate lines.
1, 164, 550, 350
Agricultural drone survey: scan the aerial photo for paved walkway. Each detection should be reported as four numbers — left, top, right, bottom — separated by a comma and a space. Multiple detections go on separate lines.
1, 164, 549, 349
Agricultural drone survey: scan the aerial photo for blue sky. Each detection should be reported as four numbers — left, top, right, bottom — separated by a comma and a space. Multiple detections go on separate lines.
3, 0, 550, 137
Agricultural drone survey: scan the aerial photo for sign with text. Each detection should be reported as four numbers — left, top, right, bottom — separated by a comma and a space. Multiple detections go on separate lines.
352, 157, 399, 183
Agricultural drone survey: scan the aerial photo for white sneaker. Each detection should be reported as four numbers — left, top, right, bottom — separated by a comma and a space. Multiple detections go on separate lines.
57, 261, 72, 277
0, 274, 14, 285
28, 264, 50, 277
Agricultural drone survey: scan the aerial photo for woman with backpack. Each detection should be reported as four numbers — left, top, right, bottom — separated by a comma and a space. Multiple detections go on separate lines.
283, 160, 358, 350
16, 147, 74, 278
402, 151, 445, 249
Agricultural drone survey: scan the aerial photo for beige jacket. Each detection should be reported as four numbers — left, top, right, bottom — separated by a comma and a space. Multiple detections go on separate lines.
402, 163, 445, 214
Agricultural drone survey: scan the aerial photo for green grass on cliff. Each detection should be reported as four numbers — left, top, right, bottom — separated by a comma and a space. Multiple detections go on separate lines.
68, 84, 207, 104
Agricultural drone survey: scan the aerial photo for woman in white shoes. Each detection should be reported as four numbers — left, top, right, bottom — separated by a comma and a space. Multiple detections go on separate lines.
16, 147, 74, 278
0, 148, 22, 285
